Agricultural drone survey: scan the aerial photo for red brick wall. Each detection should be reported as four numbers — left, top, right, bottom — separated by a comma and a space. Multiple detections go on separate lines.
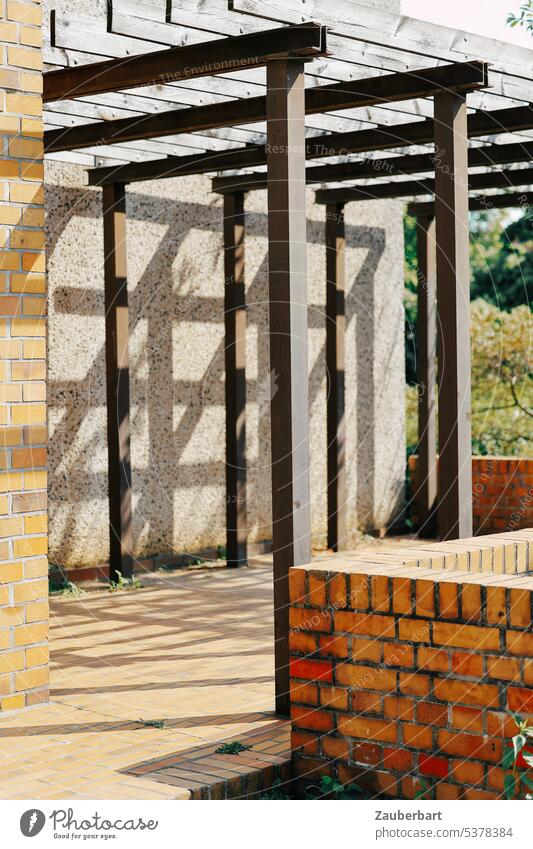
289, 529, 533, 800
409, 456, 533, 533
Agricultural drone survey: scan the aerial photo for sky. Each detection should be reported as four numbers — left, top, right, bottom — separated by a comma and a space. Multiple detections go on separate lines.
402, 0, 533, 49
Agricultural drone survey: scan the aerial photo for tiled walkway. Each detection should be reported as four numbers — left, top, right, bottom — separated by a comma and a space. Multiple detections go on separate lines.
0, 539, 421, 799
0, 563, 287, 799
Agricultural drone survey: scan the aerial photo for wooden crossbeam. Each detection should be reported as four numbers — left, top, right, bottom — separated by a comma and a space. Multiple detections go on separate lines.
313, 167, 533, 205
43, 22, 327, 102
88, 104, 533, 185
45, 60, 488, 153
211, 141, 533, 193
408, 190, 533, 216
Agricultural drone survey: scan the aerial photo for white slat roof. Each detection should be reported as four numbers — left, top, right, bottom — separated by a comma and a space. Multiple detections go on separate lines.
44, 0, 533, 181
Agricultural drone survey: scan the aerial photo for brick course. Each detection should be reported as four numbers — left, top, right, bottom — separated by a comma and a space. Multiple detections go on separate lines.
289, 529, 533, 799
0, 0, 47, 712
410, 456, 533, 534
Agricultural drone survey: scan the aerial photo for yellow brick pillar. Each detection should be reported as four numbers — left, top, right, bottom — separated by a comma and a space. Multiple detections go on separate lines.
0, 0, 48, 712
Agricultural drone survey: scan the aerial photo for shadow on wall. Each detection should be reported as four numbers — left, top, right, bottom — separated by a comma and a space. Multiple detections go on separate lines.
45, 178, 396, 570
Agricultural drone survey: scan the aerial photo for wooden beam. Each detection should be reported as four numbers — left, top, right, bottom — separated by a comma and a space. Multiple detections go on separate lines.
102, 182, 133, 581
325, 202, 347, 551
43, 22, 327, 102
414, 215, 438, 536
223, 192, 248, 567
267, 58, 312, 716
408, 190, 533, 217
433, 92, 473, 541
45, 59, 488, 153
313, 166, 533, 205
212, 141, 533, 194
88, 104, 533, 185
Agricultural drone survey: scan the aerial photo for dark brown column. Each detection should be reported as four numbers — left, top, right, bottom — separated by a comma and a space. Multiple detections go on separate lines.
102, 182, 133, 581
266, 58, 312, 716
223, 191, 247, 567
415, 214, 438, 536
433, 92, 473, 540
326, 202, 347, 551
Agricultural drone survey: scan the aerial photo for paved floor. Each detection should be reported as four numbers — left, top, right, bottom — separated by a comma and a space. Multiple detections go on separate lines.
0, 538, 419, 800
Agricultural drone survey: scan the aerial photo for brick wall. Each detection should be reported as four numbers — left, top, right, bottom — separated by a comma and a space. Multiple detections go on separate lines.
409, 456, 533, 534
289, 529, 533, 799
0, 0, 48, 712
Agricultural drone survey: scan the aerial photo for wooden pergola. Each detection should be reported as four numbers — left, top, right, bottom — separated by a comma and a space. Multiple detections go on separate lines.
43, 1, 533, 715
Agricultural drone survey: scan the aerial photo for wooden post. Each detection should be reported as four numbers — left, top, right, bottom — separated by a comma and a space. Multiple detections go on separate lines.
103, 182, 133, 581
433, 92, 473, 540
326, 202, 347, 551
266, 58, 312, 716
415, 215, 438, 536
223, 192, 247, 567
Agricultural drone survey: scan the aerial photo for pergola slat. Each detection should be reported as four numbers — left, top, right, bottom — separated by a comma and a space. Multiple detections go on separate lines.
408, 190, 533, 216
433, 92, 473, 541
266, 58, 312, 716
44, 60, 488, 153
313, 167, 533, 205
230, 0, 533, 82
102, 182, 133, 582
43, 22, 327, 102
211, 141, 533, 193
88, 104, 533, 185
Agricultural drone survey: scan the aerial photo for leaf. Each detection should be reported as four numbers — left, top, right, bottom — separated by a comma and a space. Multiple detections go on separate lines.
504, 774, 518, 800
513, 734, 527, 760
502, 746, 515, 770
522, 753, 533, 767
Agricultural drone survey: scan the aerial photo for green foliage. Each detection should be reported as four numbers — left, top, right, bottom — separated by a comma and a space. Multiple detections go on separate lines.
470, 210, 533, 310
414, 777, 431, 800
109, 570, 141, 591
305, 774, 367, 799
405, 209, 532, 456
406, 302, 532, 457
215, 740, 252, 755
49, 578, 84, 597
471, 300, 532, 455
138, 718, 166, 729
507, 1, 533, 32
502, 714, 533, 799
49, 567, 84, 597
259, 778, 291, 800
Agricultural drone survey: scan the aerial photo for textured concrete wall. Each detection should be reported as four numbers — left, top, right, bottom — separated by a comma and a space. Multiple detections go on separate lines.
43, 0, 405, 571
46, 166, 405, 569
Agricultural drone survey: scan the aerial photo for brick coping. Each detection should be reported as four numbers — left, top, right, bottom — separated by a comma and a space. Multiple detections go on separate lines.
291, 529, 533, 583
